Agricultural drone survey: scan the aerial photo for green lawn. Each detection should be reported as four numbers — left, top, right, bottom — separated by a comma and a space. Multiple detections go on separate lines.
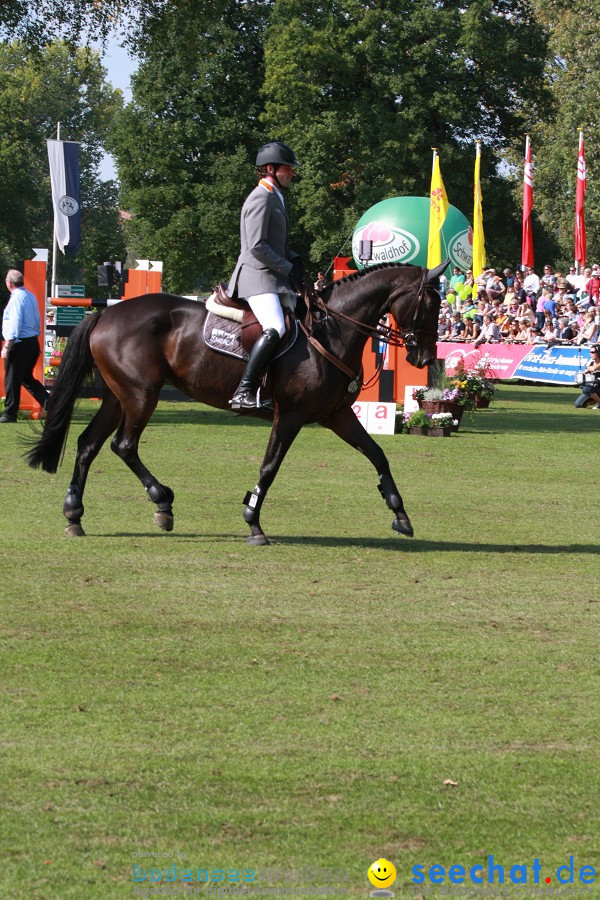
1, 385, 598, 899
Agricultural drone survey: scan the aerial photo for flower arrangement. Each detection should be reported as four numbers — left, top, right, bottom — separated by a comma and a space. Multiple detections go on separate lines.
430, 412, 458, 428
413, 359, 497, 412
453, 358, 497, 402
398, 408, 454, 436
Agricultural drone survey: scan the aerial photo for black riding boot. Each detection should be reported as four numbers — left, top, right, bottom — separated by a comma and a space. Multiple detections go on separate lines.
231, 328, 280, 411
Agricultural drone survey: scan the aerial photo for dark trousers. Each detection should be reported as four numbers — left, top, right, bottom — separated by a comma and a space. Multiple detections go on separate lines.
3, 337, 49, 419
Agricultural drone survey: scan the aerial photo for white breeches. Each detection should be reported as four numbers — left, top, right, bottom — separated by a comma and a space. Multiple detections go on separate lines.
247, 292, 286, 338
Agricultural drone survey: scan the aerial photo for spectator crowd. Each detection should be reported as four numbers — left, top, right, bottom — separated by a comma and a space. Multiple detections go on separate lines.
437, 263, 600, 347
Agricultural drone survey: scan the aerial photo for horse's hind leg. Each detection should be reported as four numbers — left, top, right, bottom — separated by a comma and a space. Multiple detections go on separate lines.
320, 405, 414, 537
110, 391, 175, 532
63, 391, 121, 536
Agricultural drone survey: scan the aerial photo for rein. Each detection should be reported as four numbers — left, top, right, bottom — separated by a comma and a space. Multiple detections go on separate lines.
299, 269, 432, 392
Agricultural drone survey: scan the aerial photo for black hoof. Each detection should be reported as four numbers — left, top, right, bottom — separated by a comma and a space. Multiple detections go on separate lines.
392, 516, 414, 537
247, 534, 270, 546
153, 511, 174, 532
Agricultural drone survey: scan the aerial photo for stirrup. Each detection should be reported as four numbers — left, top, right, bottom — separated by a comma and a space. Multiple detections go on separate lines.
230, 389, 273, 412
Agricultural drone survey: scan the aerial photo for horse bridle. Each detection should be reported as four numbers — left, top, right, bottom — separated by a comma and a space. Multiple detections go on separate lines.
299, 269, 439, 390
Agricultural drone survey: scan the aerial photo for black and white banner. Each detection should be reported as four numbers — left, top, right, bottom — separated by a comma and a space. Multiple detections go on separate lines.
47, 139, 81, 254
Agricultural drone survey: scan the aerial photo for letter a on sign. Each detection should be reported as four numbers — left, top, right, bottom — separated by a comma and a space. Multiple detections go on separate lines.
366, 403, 396, 434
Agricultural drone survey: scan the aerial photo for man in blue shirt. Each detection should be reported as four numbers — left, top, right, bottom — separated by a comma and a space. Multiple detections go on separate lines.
1, 269, 49, 422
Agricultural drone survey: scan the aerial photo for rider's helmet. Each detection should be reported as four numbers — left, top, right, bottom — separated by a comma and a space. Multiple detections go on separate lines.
255, 141, 299, 169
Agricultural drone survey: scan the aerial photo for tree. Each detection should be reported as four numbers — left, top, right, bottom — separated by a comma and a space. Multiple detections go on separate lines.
261, 0, 551, 271
109, 1, 271, 293
0, 41, 126, 295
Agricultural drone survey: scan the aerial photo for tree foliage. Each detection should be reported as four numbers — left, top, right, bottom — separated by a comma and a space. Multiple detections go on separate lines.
109, 1, 271, 293
111, 0, 550, 284
0, 42, 126, 295
4, 0, 598, 280
261, 0, 550, 270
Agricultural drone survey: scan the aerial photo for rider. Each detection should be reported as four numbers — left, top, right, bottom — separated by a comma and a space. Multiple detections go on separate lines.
228, 141, 302, 411
574, 344, 600, 408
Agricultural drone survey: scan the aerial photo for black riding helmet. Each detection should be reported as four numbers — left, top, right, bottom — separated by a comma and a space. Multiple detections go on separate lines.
255, 141, 299, 168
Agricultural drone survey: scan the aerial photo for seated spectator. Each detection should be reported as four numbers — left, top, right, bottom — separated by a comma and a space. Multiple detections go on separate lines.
517, 302, 536, 324
473, 313, 501, 346
474, 293, 490, 326
462, 317, 476, 341
514, 318, 533, 343
542, 319, 558, 344
506, 321, 521, 342
438, 313, 452, 340
575, 310, 599, 345
487, 273, 506, 302
495, 309, 511, 336
449, 312, 466, 340
503, 267, 515, 289
513, 273, 527, 308
556, 316, 575, 343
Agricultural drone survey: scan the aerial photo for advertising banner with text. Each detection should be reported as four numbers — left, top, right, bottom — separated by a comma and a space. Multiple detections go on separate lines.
437, 343, 591, 385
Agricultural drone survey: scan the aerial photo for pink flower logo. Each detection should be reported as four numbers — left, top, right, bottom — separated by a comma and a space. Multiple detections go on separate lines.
361, 222, 391, 244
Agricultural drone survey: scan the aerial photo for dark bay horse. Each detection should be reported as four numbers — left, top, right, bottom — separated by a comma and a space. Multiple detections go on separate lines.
26, 261, 445, 543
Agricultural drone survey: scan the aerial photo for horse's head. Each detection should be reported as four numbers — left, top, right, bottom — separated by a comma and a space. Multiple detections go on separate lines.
390, 261, 446, 368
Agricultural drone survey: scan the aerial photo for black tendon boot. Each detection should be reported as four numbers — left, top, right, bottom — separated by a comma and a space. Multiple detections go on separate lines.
231, 328, 280, 411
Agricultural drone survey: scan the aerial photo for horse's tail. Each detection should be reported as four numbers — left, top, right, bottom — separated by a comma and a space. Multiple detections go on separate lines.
24, 311, 104, 473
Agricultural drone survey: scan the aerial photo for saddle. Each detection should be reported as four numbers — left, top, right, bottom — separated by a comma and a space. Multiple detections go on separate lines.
204, 283, 297, 359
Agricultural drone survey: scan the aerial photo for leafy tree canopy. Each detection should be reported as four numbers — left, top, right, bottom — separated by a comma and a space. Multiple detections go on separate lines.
0, 41, 125, 295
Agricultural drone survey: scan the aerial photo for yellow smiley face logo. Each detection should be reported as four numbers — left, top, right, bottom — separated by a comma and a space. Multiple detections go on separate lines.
368, 858, 396, 889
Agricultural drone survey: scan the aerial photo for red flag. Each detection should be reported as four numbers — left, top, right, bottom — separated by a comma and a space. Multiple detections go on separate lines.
521, 136, 534, 268
575, 131, 587, 266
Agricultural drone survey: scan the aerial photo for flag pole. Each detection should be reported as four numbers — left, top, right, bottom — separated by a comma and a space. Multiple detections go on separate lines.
50, 122, 61, 299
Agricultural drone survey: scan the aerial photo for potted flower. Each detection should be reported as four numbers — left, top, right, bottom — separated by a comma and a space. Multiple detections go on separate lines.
413, 384, 469, 422
402, 408, 432, 435
429, 412, 458, 436
453, 359, 497, 408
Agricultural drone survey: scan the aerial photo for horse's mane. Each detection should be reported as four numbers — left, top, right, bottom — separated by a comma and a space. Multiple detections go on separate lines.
318, 261, 417, 300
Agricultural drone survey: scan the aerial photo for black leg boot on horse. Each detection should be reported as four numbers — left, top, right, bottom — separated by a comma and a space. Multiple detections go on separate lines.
231, 328, 280, 411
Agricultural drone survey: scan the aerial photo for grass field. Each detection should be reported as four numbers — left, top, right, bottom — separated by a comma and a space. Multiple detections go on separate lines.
1, 384, 599, 899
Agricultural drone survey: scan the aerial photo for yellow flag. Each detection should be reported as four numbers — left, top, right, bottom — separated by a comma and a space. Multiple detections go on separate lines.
472, 142, 486, 295
427, 151, 449, 268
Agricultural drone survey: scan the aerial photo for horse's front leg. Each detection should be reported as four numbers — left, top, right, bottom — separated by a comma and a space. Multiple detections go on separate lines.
320, 405, 414, 537
243, 409, 305, 545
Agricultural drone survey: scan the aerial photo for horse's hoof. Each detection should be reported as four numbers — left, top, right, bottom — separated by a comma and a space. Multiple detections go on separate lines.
153, 512, 174, 532
65, 523, 85, 537
392, 516, 414, 537
247, 534, 270, 546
